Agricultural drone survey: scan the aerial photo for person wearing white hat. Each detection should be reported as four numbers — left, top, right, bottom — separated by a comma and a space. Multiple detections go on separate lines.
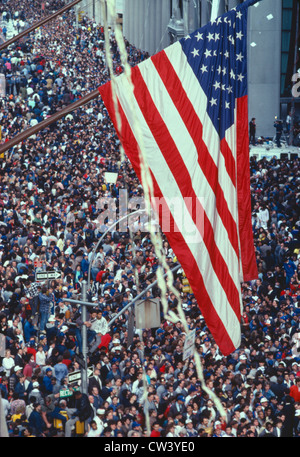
28, 381, 43, 405
93, 408, 105, 435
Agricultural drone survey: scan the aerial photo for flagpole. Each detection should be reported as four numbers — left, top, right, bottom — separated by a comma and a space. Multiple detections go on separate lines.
210, 0, 221, 22
0, 88, 101, 155
0, 0, 83, 52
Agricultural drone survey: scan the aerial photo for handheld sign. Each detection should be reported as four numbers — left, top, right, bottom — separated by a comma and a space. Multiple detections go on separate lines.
183, 329, 196, 361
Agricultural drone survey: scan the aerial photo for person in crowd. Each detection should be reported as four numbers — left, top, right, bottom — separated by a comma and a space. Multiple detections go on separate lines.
0, 0, 299, 438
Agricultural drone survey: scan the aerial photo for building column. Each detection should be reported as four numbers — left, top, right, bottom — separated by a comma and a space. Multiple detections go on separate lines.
160, 0, 171, 51
183, 0, 201, 36
137, 0, 146, 51
228, 0, 240, 10
200, 0, 210, 27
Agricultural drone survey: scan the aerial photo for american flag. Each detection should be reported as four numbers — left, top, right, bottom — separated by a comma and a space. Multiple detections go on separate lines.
99, 0, 258, 355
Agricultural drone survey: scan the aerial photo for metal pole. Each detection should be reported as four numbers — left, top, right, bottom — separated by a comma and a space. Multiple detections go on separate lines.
107, 264, 181, 328
63, 264, 181, 328
0, 89, 100, 155
81, 280, 88, 395
0, 0, 83, 51
87, 209, 147, 286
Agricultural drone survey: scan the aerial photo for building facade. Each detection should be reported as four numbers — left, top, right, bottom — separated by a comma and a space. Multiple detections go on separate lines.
77, 0, 300, 138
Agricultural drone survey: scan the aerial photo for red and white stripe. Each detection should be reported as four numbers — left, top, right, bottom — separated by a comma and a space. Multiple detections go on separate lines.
99, 41, 257, 355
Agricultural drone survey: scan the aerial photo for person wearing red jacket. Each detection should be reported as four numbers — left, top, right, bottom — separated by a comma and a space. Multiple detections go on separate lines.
289, 377, 300, 402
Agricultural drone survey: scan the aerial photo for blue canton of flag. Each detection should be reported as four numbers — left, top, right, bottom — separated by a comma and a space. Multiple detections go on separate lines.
180, 3, 250, 140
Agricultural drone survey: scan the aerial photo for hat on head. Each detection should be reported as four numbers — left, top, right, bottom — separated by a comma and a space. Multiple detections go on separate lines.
33, 382, 39, 388
177, 395, 185, 402
14, 366, 22, 372
132, 421, 141, 428
97, 409, 105, 415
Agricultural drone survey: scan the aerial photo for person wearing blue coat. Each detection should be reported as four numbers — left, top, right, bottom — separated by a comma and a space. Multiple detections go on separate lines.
23, 316, 37, 343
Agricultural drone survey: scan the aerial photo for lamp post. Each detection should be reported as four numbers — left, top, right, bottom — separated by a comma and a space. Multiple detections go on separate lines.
80, 280, 88, 394
63, 264, 181, 396
87, 208, 148, 286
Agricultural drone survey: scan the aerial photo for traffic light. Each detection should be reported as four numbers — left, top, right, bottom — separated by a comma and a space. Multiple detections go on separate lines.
78, 10, 84, 23
181, 272, 193, 294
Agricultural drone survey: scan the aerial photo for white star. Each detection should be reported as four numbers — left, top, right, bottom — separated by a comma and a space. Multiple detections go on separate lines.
236, 11, 242, 19
230, 69, 236, 79
217, 65, 222, 75
222, 67, 227, 76
217, 17, 222, 25
228, 35, 235, 45
207, 32, 214, 42
221, 84, 226, 91
191, 48, 199, 57
185, 35, 191, 40
200, 64, 208, 73
213, 81, 221, 90
204, 49, 212, 58
236, 31, 244, 40
225, 101, 230, 109
195, 32, 203, 41
224, 50, 229, 59
236, 52, 244, 62
215, 33, 220, 41
209, 97, 217, 107
227, 85, 233, 94
213, 50, 217, 56
237, 73, 245, 82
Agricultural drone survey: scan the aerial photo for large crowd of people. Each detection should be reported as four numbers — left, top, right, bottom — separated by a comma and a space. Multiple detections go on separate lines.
0, 0, 299, 439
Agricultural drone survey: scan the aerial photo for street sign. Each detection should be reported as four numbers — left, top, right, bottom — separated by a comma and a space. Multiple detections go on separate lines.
183, 329, 196, 361
68, 370, 81, 384
135, 298, 161, 329
59, 389, 73, 398
68, 367, 94, 385
35, 270, 62, 281
74, 353, 85, 369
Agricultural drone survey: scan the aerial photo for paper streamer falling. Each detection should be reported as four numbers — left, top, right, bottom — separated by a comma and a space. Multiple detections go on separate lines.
102, 0, 227, 428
